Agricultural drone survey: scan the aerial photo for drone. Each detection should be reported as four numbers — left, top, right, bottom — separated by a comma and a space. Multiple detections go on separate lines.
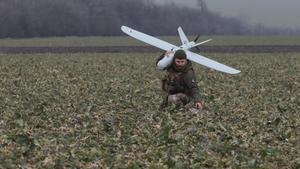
121, 26, 240, 74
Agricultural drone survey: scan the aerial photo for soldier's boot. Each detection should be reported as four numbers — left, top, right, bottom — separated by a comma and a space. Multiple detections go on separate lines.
159, 102, 167, 110
159, 95, 169, 110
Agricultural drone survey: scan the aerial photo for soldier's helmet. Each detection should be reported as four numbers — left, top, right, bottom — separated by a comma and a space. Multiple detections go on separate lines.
174, 50, 187, 60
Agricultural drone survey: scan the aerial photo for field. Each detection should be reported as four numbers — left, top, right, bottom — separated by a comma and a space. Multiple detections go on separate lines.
1, 36, 300, 47
1, 36, 300, 54
0, 51, 299, 168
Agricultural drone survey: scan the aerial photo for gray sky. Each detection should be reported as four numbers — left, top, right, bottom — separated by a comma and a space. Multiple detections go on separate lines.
156, 0, 300, 29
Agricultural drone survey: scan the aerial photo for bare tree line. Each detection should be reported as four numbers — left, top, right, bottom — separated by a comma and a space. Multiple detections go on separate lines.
0, 0, 299, 38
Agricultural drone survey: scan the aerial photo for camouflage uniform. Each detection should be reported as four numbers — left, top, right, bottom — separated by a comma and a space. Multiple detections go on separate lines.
157, 52, 202, 108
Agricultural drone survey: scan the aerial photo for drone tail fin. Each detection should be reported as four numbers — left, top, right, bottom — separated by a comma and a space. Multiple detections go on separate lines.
178, 26, 189, 45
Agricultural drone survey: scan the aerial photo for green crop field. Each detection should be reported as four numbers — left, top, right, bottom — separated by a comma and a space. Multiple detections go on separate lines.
0, 52, 299, 168
1, 36, 300, 47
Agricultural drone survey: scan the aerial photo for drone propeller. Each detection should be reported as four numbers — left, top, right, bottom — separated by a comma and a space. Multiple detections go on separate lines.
194, 35, 200, 42
194, 35, 201, 52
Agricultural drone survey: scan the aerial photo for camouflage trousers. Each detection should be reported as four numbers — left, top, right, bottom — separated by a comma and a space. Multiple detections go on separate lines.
160, 92, 191, 109
168, 93, 189, 104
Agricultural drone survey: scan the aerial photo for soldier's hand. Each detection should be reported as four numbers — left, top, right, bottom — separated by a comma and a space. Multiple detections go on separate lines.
195, 101, 203, 109
165, 50, 175, 57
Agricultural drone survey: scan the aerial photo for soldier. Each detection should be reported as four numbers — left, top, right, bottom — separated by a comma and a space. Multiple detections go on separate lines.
157, 49, 203, 110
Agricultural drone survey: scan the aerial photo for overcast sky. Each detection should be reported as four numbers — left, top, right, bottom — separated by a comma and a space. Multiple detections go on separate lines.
156, 0, 300, 29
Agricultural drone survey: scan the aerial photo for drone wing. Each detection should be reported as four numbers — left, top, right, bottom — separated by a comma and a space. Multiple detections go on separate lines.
121, 25, 241, 74
186, 51, 240, 74
121, 26, 178, 51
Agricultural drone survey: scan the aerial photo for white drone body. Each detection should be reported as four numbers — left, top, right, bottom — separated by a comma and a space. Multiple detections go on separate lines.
121, 26, 240, 74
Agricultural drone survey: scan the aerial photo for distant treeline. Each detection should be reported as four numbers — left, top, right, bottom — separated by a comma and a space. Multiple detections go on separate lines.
0, 0, 299, 38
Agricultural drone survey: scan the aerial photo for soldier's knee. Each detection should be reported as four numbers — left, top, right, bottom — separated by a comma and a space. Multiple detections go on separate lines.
168, 93, 189, 105
168, 95, 179, 103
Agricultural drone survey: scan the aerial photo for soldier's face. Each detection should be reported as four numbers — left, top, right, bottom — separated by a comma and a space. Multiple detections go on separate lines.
175, 58, 187, 68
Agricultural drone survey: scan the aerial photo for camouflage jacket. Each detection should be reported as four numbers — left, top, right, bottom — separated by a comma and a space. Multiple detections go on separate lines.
161, 60, 202, 103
